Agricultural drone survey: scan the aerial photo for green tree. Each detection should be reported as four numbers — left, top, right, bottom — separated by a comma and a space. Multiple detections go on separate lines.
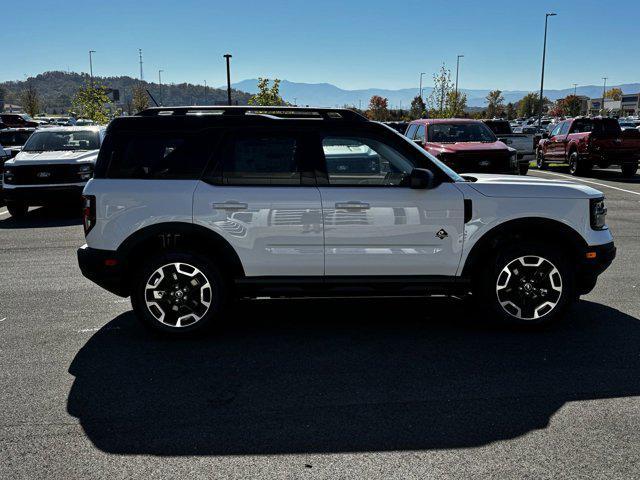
366, 95, 390, 121
486, 90, 504, 118
409, 95, 426, 119
249, 78, 284, 106
72, 83, 110, 123
604, 88, 622, 100
505, 102, 517, 120
20, 83, 41, 117
517, 92, 541, 118
427, 64, 454, 118
0, 85, 6, 108
132, 84, 149, 113
446, 90, 467, 117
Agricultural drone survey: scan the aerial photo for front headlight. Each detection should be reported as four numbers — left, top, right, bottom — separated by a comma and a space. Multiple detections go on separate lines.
3, 167, 14, 183
590, 197, 607, 230
77, 163, 93, 180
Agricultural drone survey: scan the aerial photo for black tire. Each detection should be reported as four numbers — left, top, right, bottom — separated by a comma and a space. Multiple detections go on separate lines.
131, 251, 228, 336
536, 149, 547, 170
568, 151, 591, 176
6, 201, 28, 218
519, 163, 529, 175
621, 163, 638, 178
473, 243, 575, 328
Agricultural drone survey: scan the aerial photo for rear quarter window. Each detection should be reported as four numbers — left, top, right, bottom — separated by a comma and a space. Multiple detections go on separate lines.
95, 130, 217, 179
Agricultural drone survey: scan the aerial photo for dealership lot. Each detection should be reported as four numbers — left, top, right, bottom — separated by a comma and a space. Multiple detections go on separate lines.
1, 168, 639, 479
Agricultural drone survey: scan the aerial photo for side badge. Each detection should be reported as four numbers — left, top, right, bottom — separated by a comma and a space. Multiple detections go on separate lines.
436, 228, 448, 240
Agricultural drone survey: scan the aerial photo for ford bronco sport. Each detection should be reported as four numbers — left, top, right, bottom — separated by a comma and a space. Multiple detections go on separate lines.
77, 107, 615, 335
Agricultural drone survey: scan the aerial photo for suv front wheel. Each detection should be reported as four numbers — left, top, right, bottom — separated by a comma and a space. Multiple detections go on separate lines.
475, 243, 575, 327
131, 251, 227, 335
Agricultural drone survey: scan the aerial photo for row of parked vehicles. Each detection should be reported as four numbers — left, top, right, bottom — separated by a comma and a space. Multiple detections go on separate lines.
2, 112, 640, 219
0, 107, 620, 334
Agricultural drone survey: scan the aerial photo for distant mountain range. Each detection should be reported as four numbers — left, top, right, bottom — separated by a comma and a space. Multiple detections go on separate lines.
230, 79, 640, 109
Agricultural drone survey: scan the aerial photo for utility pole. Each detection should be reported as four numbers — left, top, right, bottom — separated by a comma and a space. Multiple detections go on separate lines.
223, 54, 232, 106
158, 69, 164, 106
138, 49, 144, 81
89, 50, 96, 84
573, 83, 577, 96
537, 12, 556, 129
419, 72, 426, 99
602, 77, 608, 116
204, 80, 207, 104
454, 55, 464, 117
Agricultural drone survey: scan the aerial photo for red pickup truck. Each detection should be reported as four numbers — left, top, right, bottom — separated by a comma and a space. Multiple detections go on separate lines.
536, 117, 640, 177
405, 119, 524, 174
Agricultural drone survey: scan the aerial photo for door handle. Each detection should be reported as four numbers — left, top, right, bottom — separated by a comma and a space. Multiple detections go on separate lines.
335, 201, 370, 210
211, 201, 248, 210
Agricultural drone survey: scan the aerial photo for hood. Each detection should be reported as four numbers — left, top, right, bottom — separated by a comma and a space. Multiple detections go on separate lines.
10, 149, 98, 166
461, 173, 603, 199
427, 141, 509, 153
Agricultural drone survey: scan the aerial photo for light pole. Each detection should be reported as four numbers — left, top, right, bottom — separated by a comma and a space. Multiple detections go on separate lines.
454, 54, 464, 117
601, 77, 608, 116
204, 80, 207, 104
537, 12, 556, 129
89, 50, 96, 83
419, 72, 426, 99
573, 83, 577, 96
158, 69, 164, 106
223, 54, 232, 106
138, 49, 144, 81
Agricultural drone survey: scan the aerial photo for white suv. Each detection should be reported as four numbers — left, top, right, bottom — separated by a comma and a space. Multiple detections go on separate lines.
77, 107, 615, 335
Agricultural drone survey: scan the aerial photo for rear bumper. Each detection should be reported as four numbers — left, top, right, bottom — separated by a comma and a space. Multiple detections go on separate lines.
77, 245, 128, 297
3, 184, 84, 204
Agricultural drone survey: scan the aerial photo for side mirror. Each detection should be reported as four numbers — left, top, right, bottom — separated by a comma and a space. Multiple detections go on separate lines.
410, 168, 436, 189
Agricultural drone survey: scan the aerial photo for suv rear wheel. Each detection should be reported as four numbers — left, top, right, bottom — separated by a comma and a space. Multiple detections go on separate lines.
474, 243, 575, 327
131, 251, 227, 335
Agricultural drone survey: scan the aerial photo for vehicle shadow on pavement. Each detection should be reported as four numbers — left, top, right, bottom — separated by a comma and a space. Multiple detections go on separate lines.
586, 169, 640, 185
67, 298, 640, 455
0, 206, 81, 229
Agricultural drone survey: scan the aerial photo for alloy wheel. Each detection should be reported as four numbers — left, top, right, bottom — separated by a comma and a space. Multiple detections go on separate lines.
495, 255, 562, 320
144, 262, 213, 327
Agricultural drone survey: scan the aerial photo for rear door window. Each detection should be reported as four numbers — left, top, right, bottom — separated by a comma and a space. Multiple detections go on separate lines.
216, 131, 308, 186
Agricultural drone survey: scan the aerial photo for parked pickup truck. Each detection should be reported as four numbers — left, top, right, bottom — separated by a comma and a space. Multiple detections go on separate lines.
405, 119, 526, 175
483, 119, 535, 161
537, 117, 640, 177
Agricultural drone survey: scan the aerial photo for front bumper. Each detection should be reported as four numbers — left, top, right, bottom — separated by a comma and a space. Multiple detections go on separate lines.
3, 184, 84, 204
578, 241, 616, 277
77, 245, 128, 297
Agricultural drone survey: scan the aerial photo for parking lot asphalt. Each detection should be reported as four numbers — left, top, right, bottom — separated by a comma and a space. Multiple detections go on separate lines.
1, 167, 639, 479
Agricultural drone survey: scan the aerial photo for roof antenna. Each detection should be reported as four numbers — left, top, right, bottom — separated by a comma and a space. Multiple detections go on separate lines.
146, 89, 159, 107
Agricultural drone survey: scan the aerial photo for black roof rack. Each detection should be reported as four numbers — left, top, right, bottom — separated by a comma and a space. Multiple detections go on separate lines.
135, 105, 367, 122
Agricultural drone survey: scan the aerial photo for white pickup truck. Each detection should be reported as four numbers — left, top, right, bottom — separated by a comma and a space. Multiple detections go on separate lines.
484, 120, 535, 160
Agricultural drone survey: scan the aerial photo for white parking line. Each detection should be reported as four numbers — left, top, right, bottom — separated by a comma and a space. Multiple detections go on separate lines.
533, 170, 640, 196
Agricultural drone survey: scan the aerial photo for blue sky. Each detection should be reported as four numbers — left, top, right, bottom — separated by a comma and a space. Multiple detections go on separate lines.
2, 0, 638, 91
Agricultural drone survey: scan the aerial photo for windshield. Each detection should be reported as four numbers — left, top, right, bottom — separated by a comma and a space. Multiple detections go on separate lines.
20, 114, 34, 121
22, 130, 100, 152
0, 130, 33, 146
427, 122, 497, 143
